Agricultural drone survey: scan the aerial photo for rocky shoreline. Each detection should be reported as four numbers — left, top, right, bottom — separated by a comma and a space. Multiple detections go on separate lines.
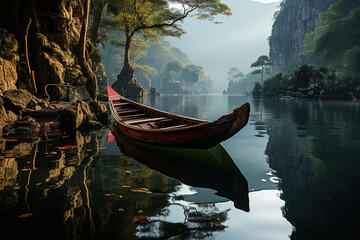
1, 88, 110, 141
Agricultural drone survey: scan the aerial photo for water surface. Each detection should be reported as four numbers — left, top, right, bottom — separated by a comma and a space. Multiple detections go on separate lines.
0, 95, 359, 239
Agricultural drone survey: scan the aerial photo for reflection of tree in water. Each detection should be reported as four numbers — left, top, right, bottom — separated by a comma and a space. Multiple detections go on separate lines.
0, 126, 236, 239
137, 202, 229, 239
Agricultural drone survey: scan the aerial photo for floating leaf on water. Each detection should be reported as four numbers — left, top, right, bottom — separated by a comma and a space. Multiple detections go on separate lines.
118, 208, 125, 212
105, 193, 116, 197
18, 213, 33, 219
121, 185, 131, 188
21, 168, 32, 171
5, 139, 19, 142
131, 188, 152, 194
133, 216, 148, 224
58, 145, 78, 150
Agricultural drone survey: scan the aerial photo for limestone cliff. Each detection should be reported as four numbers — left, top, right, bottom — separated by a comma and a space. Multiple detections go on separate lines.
0, 0, 107, 101
269, 0, 337, 73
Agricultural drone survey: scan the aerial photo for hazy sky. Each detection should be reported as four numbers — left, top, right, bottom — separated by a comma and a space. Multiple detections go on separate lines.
166, 0, 280, 91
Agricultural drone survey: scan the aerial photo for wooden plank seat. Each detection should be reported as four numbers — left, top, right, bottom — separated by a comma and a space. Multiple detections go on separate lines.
113, 102, 130, 106
124, 117, 168, 125
117, 108, 140, 113
120, 113, 147, 119
159, 124, 188, 130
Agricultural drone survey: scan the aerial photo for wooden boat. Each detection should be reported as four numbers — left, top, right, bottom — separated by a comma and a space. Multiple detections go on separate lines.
107, 86, 250, 149
110, 127, 249, 211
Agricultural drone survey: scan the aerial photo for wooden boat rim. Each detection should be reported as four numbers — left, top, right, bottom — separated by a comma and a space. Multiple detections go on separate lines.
109, 94, 215, 133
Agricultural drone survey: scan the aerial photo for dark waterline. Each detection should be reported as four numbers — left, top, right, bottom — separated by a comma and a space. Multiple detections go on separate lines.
0, 95, 359, 239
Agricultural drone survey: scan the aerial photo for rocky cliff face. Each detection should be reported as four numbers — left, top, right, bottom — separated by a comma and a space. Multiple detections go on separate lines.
0, 0, 107, 101
269, 0, 337, 73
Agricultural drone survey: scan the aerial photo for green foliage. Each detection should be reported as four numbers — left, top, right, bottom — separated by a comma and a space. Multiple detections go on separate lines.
303, 0, 360, 65
181, 65, 206, 88
252, 82, 263, 96
250, 55, 272, 85
158, 61, 212, 93
259, 64, 360, 99
165, 61, 185, 72
251, 55, 272, 68
102, 0, 231, 65
227, 67, 244, 81
263, 73, 288, 95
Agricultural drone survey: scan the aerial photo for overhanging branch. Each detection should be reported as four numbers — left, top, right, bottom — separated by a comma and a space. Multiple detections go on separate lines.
130, 3, 199, 37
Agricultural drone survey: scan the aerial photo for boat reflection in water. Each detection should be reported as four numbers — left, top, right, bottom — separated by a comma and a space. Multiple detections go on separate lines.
111, 126, 250, 212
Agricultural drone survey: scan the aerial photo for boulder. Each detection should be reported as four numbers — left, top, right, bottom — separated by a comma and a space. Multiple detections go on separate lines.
58, 103, 84, 130
58, 100, 106, 131
69, 86, 91, 102
5, 110, 18, 123
2, 116, 40, 136
26, 95, 49, 110
2, 89, 33, 113
0, 98, 7, 123
89, 100, 110, 125
65, 67, 83, 85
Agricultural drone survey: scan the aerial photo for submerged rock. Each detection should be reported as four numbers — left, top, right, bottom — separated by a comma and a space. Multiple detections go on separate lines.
2, 116, 40, 136
2, 89, 33, 114
58, 100, 109, 131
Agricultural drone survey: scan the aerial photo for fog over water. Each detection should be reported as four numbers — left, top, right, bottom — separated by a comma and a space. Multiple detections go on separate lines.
167, 0, 279, 92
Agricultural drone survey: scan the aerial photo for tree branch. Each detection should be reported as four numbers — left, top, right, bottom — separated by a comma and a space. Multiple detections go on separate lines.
130, 3, 199, 37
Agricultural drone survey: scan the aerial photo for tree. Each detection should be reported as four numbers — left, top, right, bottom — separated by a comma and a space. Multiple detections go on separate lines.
250, 55, 272, 85
104, 0, 231, 96
165, 61, 185, 72
79, 0, 98, 100
227, 67, 245, 81
289, 64, 322, 91
303, 0, 360, 64
181, 64, 205, 88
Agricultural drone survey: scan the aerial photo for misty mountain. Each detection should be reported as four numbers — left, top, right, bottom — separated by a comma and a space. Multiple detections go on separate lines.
166, 0, 278, 92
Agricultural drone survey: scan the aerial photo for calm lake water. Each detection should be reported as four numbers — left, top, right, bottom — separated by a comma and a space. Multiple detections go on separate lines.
1, 95, 359, 240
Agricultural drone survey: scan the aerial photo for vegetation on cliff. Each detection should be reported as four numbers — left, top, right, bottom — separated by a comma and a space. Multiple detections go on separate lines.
98, 0, 231, 97
262, 0, 360, 99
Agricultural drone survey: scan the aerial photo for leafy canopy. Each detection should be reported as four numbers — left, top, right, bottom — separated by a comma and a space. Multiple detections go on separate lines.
103, 0, 231, 39
303, 0, 360, 63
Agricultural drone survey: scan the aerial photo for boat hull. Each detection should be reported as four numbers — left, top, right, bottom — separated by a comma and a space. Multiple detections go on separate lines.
107, 86, 250, 149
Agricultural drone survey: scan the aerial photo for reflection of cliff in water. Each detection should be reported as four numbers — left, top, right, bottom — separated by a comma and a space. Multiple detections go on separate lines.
0, 124, 245, 239
264, 99, 360, 239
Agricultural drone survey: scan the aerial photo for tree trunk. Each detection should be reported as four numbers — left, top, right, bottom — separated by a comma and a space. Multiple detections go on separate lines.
79, 0, 98, 100
112, 34, 146, 97
89, 0, 105, 44
123, 35, 132, 73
